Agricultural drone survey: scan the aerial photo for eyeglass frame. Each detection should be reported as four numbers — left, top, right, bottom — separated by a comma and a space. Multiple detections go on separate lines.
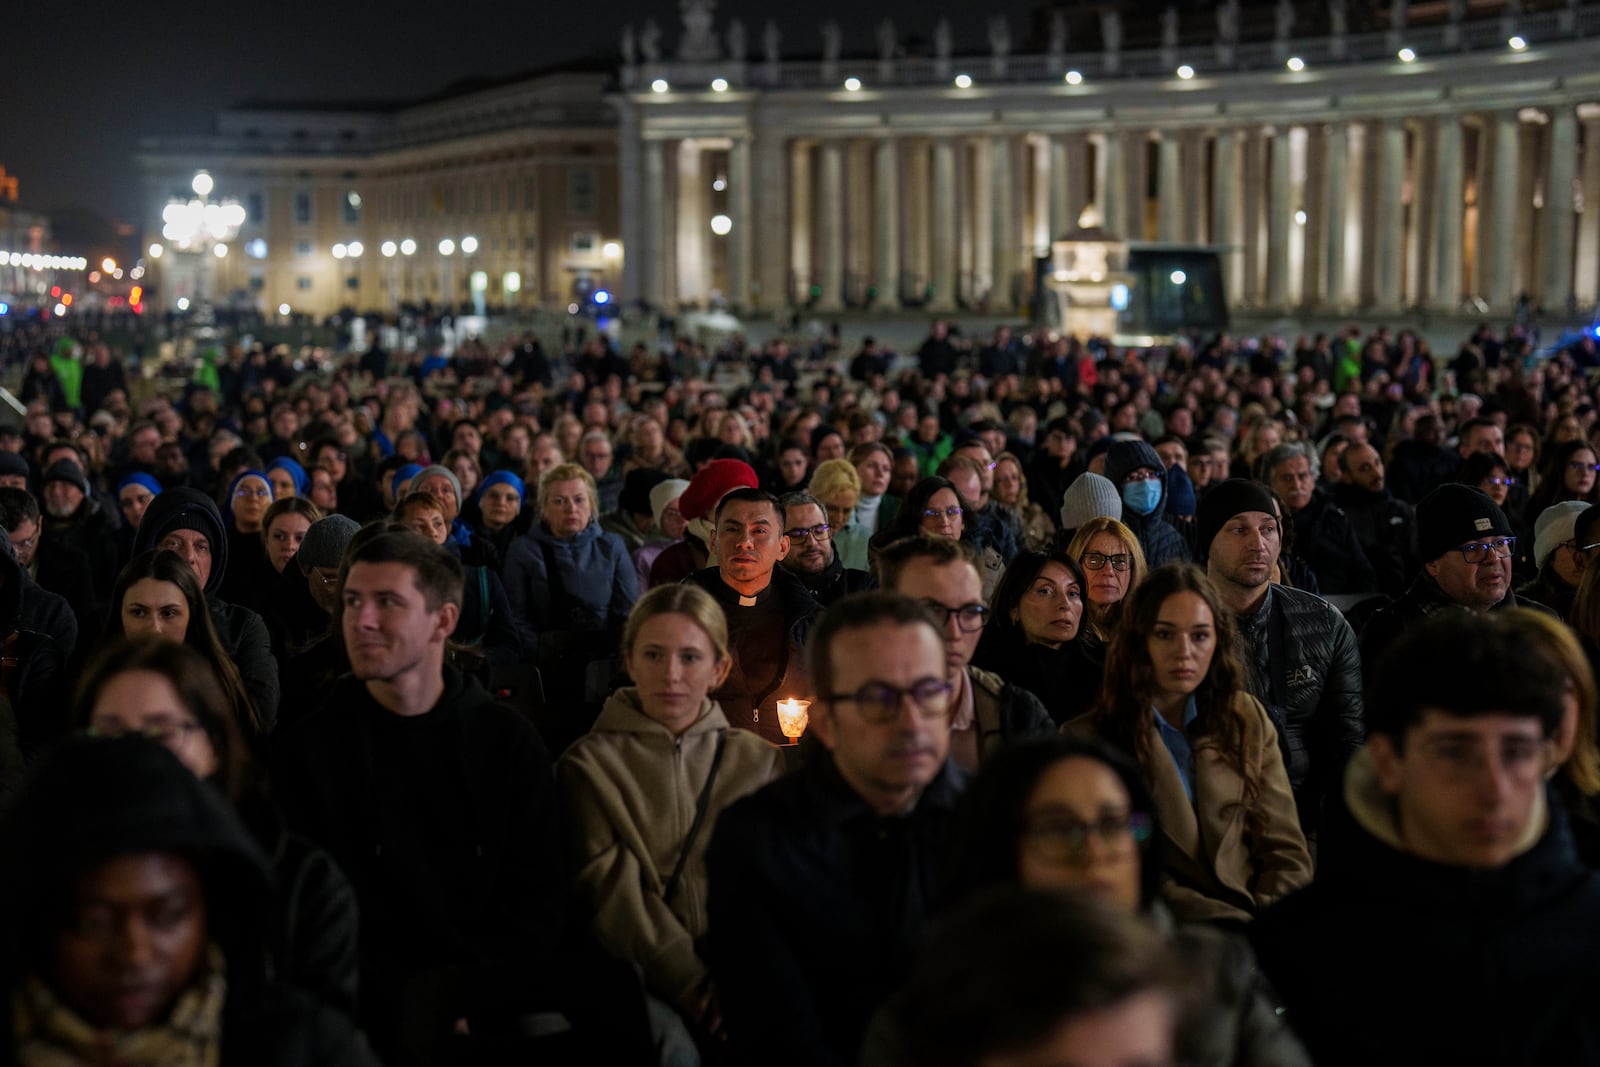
1020, 810, 1155, 864
1450, 536, 1516, 565
922, 505, 965, 520
86, 720, 207, 746
785, 523, 832, 543
821, 678, 955, 723
1081, 551, 1133, 573
918, 599, 989, 634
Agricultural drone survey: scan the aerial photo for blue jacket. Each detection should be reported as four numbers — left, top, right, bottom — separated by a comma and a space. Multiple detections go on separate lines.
502, 521, 639, 653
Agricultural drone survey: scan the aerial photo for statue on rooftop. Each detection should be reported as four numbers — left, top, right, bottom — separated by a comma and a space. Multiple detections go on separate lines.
727, 19, 746, 62
640, 19, 662, 63
763, 19, 781, 65
621, 24, 637, 66
1328, 0, 1348, 57
1101, 8, 1123, 68
678, 0, 721, 62
989, 16, 1011, 74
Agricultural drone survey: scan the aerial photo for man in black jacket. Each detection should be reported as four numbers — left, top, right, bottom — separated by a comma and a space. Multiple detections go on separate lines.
134, 487, 281, 732
1359, 484, 1554, 683
1199, 480, 1365, 835
707, 592, 965, 1067
688, 488, 822, 745
1260, 443, 1376, 595
1253, 612, 1600, 1065
275, 530, 564, 1066
1332, 442, 1418, 598
878, 535, 1053, 771
778, 491, 875, 607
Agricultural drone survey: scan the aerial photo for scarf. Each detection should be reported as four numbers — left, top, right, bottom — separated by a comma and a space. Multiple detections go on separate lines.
13, 944, 227, 1067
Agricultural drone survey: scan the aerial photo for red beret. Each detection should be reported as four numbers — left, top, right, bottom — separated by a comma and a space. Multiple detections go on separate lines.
678, 458, 760, 521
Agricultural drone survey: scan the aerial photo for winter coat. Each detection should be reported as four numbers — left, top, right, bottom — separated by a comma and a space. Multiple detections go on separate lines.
501, 521, 639, 654
706, 754, 968, 1067
1332, 483, 1418, 597
274, 667, 566, 1047
0, 540, 69, 760
18, 569, 76, 662
1073, 693, 1313, 924
39, 496, 120, 614
791, 552, 877, 608
1358, 573, 1556, 685
973, 634, 1104, 728
1289, 488, 1377, 595
1252, 748, 1600, 1066
136, 488, 281, 732
557, 691, 783, 1002
1123, 477, 1193, 567
1386, 439, 1459, 504
966, 666, 1057, 761
1233, 584, 1365, 833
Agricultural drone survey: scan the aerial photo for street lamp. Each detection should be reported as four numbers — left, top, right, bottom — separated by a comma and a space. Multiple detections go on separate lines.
159, 169, 245, 316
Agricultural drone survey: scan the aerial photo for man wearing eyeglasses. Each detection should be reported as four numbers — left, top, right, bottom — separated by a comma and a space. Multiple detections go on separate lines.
778, 491, 875, 608
706, 592, 964, 1067
878, 536, 1052, 772
1359, 484, 1555, 683
1254, 611, 1600, 1065
1198, 480, 1364, 836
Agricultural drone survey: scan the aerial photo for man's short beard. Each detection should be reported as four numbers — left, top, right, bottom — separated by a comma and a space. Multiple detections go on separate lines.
44, 499, 78, 519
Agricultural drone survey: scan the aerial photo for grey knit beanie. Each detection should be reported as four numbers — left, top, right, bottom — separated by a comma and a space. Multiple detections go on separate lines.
1059, 472, 1123, 531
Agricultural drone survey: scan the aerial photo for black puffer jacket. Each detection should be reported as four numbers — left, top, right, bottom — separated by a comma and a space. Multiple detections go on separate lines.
1235, 584, 1365, 832
136, 487, 281, 733
1332, 483, 1417, 598
1290, 489, 1376, 595
968, 666, 1057, 762
0, 533, 68, 762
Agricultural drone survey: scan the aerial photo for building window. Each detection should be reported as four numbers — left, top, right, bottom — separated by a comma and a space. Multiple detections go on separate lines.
297, 276, 313, 290
524, 177, 536, 211
343, 190, 362, 224
524, 236, 537, 252
568, 170, 597, 218
293, 190, 313, 225
571, 231, 597, 255
246, 192, 265, 225
294, 240, 314, 257
249, 274, 265, 291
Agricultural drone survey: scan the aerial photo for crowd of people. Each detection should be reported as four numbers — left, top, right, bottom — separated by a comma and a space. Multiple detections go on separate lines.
1, 315, 1600, 1066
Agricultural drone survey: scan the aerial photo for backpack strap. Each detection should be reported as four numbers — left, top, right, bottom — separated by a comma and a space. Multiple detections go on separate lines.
663, 729, 727, 907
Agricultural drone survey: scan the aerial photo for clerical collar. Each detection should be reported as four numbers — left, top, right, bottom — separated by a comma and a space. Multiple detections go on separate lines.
739, 594, 757, 607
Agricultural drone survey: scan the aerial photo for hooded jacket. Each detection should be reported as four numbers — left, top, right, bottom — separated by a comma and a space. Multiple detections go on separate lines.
135, 488, 280, 732
0, 531, 68, 763
0, 737, 381, 1067
1251, 747, 1600, 1066
557, 690, 783, 1001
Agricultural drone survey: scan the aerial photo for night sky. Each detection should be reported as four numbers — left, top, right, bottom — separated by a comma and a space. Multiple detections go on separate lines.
1, 0, 1049, 225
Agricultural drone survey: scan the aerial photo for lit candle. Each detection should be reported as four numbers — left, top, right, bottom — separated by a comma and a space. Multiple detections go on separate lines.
776, 698, 810, 743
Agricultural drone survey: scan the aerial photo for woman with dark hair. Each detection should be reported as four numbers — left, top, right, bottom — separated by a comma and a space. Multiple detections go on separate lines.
0, 732, 377, 1062
261, 497, 322, 575
395, 491, 524, 669
935, 735, 1312, 1067
103, 549, 261, 738
1528, 438, 1600, 517
873, 476, 1002, 599
220, 470, 277, 611
973, 549, 1102, 726
1078, 563, 1312, 924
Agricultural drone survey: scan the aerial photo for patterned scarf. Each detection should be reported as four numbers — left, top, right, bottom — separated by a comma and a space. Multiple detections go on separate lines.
13, 944, 226, 1067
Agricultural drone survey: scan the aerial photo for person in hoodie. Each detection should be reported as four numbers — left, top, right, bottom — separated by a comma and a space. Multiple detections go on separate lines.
1104, 439, 1192, 567
0, 734, 382, 1067
273, 529, 565, 1066
133, 487, 281, 733
502, 461, 639, 660
1252, 610, 1600, 1065
559, 584, 783, 1061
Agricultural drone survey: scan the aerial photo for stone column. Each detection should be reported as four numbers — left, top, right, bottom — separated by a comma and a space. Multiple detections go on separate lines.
1266, 126, 1294, 309
619, 106, 642, 305
1064, 133, 1089, 234
817, 140, 845, 312
1123, 130, 1148, 239
930, 139, 958, 312
1157, 132, 1182, 242
1543, 107, 1578, 312
789, 141, 813, 304
1429, 117, 1464, 311
1240, 129, 1264, 304
1099, 132, 1125, 239
990, 134, 1015, 313
906, 142, 931, 301
1487, 112, 1519, 312
752, 131, 787, 313
1579, 114, 1600, 308
641, 138, 665, 307
874, 138, 902, 310
676, 140, 705, 305
728, 137, 753, 310
1321, 122, 1348, 309
1375, 119, 1406, 311
1212, 127, 1242, 299
1049, 136, 1072, 240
